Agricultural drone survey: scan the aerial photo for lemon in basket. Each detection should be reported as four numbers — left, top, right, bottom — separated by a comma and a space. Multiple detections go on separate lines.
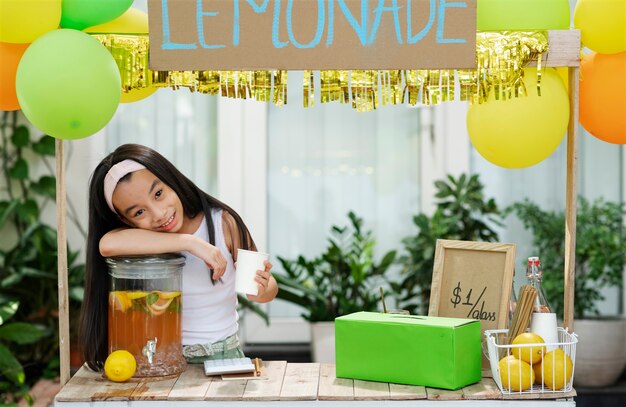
104, 350, 136, 382
499, 356, 534, 391
511, 332, 546, 364
533, 348, 573, 390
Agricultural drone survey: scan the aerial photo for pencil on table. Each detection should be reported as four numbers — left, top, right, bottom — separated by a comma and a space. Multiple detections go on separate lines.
254, 357, 261, 377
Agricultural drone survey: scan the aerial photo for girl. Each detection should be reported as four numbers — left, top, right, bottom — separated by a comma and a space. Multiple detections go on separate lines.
79, 144, 277, 370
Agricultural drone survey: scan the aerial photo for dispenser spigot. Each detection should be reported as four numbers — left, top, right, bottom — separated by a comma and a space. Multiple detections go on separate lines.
142, 337, 158, 364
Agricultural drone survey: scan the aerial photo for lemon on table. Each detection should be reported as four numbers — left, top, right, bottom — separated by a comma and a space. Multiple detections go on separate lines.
499, 355, 534, 391
533, 348, 573, 390
512, 332, 546, 364
104, 350, 136, 382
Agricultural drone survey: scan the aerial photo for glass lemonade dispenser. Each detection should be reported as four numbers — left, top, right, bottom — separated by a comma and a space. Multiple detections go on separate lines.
107, 254, 187, 377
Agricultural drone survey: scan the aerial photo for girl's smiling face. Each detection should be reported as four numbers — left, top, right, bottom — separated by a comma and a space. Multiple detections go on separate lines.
111, 169, 186, 233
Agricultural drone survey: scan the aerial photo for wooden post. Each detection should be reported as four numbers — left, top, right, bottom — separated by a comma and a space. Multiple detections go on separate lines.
563, 67, 580, 332
56, 139, 70, 385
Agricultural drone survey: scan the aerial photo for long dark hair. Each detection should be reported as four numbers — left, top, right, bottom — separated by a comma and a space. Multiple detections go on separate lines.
79, 144, 253, 370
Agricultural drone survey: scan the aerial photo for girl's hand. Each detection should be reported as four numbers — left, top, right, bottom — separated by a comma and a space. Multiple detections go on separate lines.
189, 236, 227, 280
247, 260, 273, 300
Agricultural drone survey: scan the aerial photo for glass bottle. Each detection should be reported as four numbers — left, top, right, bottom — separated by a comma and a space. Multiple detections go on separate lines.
507, 269, 518, 328
107, 254, 187, 377
527, 256, 559, 349
526, 256, 552, 313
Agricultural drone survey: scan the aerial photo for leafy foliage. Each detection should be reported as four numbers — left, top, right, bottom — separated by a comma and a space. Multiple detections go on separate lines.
0, 296, 47, 406
393, 174, 503, 315
275, 212, 396, 322
0, 111, 85, 401
507, 197, 625, 319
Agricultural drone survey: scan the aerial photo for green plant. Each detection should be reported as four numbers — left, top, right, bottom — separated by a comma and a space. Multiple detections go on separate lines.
0, 111, 85, 390
508, 197, 625, 319
275, 211, 397, 322
393, 174, 503, 315
0, 296, 49, 406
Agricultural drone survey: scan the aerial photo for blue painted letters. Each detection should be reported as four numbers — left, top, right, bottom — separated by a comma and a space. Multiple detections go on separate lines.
436, 0, 467, 43
159, 0, 471, 51
161, 0, 197, 49
369, 0, 403, 45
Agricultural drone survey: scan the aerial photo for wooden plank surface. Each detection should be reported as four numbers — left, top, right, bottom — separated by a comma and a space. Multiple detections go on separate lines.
426, 386, 465, 400
55, 366, 139, 402
353, 379, 390, 400
389, 383, 428, 400
55, 367, 102, 402
526, 30, 581, 67
317, 363, 353, 401
57, 362, 578, 402
462, 378, 502, 400
242, 360, 287, 401
205, 375, 247, 400
168, 365, 212, 400
130, 376, 178, 400
279, 363, 320, 401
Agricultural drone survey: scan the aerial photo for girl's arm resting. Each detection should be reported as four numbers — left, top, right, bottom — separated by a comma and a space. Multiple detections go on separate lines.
100, 229, 227, 279
99, 228, 194, 257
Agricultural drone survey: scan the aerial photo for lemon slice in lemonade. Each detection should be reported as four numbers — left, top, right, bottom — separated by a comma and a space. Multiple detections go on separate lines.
127, 291, 149, 300
109, 291, 131, 312
157, 291, 181, 299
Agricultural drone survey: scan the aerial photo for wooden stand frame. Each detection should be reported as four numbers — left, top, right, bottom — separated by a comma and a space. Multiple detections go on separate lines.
54, 29, 581, 385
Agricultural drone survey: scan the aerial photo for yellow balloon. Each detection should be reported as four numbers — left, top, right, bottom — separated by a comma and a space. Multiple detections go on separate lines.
85, 8, 148, 34
574, 0, 626, 54
555, 67, 569, 93
467, 68, 570, 169
121, 87, 158, 103
0, 0, 62, 43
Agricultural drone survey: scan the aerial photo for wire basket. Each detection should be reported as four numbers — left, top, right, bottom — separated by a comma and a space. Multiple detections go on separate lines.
485, 328, 578, 395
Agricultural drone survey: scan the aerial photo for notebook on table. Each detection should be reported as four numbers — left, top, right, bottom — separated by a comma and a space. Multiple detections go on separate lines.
203, 357, 255, 376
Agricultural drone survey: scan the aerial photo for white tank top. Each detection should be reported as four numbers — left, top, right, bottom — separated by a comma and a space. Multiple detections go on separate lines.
181, 209, 238, 345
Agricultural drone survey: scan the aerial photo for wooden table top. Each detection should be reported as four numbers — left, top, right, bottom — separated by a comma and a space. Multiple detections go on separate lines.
55, 362, 576, 403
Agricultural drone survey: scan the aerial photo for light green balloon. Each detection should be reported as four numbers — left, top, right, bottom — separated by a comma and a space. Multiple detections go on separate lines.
16, 29, 121, 140
61, 0, 133, 30
477, 0, 570, 31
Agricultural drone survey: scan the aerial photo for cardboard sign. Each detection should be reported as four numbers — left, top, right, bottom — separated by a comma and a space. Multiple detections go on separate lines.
148, 0, 477, 71
428, 239, 516, 364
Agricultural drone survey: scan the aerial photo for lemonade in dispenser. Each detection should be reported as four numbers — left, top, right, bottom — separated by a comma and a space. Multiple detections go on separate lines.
107, 254, 187, 377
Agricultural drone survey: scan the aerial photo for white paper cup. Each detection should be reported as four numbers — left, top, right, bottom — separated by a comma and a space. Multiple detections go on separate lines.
235, 249, 269, 296
530, 312, 559, 351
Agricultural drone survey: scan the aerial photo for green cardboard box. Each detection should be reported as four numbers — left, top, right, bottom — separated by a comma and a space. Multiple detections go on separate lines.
335, 312, 481, 390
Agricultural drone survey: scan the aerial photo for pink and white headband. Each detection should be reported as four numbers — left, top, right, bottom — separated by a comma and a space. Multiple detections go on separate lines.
103, 159, 146, 214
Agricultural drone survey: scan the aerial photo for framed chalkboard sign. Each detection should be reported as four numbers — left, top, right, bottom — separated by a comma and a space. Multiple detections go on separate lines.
428, 239, 516, 337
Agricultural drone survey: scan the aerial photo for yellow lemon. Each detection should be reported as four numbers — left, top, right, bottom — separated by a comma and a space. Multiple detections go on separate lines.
533, 348, 573, 390
126, 291, 149, 300
104, 350, 136, 382
512, 332, 546, 364
499, 355, 535, 391
109, 291, 131, 312
147, 297, 173, 316
157, 290, 181, 299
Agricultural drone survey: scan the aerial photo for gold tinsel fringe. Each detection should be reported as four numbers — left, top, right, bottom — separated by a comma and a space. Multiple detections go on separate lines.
93, 31, 548, 111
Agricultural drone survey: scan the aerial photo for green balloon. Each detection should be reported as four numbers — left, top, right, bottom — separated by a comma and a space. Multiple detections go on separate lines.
61, 0, 133, 30
16, 29, 121, 140
477, 0, 570, 31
